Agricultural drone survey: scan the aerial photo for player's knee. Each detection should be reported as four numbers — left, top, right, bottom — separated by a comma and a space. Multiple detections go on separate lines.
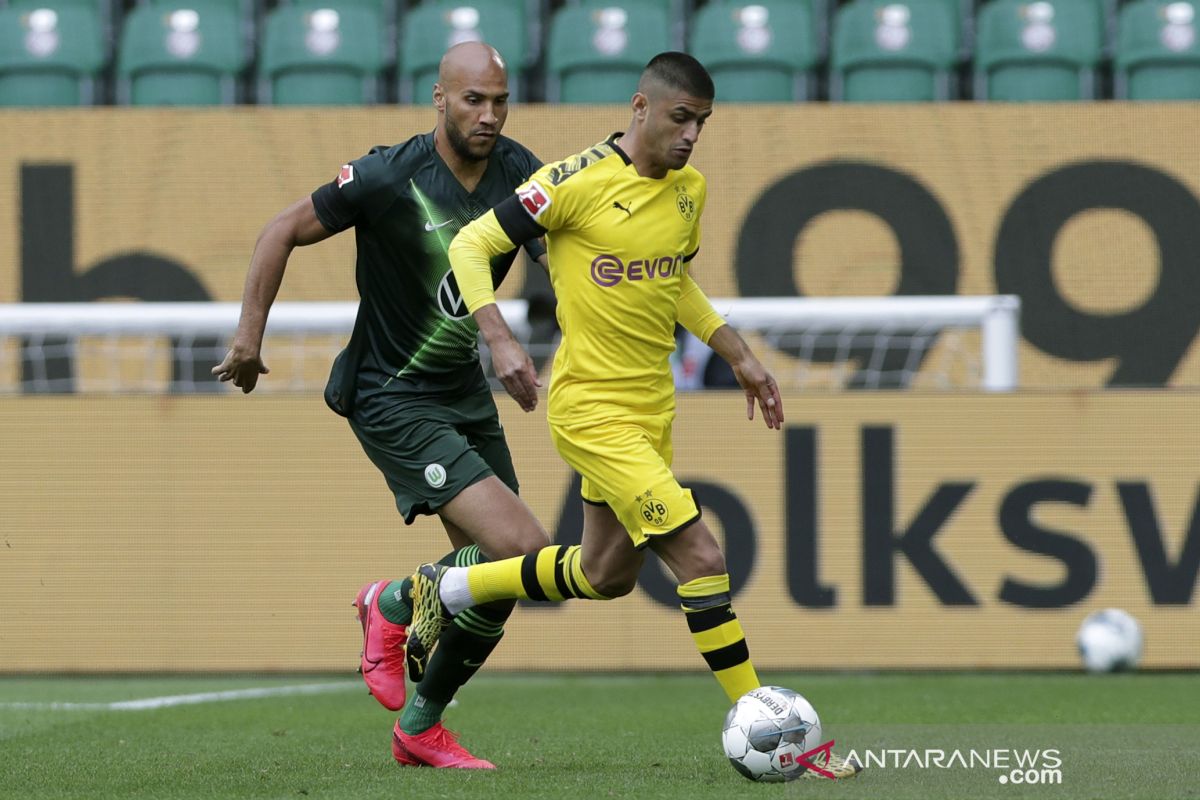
488, 528, 549, 560
591, 573, 638, 599
480, 522, 549, 561
692, 547, 727, 579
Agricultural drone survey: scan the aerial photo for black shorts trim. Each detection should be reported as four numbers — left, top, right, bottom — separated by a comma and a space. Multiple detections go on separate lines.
581, 496, 609, 507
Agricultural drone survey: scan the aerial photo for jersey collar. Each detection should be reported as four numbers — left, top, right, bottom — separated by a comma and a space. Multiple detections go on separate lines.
606, 132, 632, 165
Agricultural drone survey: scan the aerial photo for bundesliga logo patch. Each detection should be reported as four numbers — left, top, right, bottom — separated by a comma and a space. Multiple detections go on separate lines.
336, 164, 354, 187
518, 181, 551, 218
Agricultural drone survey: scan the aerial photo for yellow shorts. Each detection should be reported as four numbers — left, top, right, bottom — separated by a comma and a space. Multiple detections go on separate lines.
550, 413, 701, 549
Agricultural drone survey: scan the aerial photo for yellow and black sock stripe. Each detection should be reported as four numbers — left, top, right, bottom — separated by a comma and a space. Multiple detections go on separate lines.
467, 544, 610, 605
678, 574, 760, 703
520, 544, 608, 601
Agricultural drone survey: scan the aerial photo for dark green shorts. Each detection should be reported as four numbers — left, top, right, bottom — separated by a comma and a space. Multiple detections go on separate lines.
348, 389, 519, 524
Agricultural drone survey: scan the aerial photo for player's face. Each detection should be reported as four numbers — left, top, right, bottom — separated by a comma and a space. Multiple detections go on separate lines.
439, 74, 509, 163
643, 90, 712, 171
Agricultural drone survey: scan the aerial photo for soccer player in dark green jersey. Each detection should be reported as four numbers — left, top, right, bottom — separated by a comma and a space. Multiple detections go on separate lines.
213, 42, 549, 769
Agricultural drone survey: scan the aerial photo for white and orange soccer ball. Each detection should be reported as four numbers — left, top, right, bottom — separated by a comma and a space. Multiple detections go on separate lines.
721, 686, 823, 782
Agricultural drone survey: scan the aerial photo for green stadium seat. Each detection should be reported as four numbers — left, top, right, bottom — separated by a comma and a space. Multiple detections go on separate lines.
400, 1, 527, 102
289, 0, 394, 64
117, 5, 244, 104
259, 5, 384, 104
1116, 0, 1200, 99
974, 0, 1104, 100
0, 5, 104, 105
546, 3, 671, 102
8, 0, 112, 56
689, 1, 819, 101
575, 0, 690, 50
830, 0, 959, 101
149, 0, 256, 54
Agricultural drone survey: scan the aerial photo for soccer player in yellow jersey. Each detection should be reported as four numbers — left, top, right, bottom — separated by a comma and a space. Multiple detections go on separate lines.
410, 51, 789, 733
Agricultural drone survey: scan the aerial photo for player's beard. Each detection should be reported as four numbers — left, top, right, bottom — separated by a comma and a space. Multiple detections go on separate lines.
445, 116, 496, 163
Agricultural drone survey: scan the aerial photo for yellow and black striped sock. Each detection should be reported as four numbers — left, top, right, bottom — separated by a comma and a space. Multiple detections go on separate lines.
678, 574, 760, 703
466, 544, 610, 604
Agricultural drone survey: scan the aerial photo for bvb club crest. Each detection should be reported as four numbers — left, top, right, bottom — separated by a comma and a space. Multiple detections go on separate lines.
675, 184, 696, 221
636, 489, 670, 526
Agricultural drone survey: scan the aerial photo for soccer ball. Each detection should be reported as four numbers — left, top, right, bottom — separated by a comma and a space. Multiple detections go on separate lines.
1076, 608, 1143, 673
722, 686, 823, 782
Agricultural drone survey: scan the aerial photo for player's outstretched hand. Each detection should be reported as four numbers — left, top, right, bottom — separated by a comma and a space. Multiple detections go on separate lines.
732, 357, 784, 430
212, 344, 270, 394
490, 337, 541, 412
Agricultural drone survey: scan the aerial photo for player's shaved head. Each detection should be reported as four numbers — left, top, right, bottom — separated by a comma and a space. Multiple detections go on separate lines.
438, 41, 507, 88
433, 41, 510, 165
637, 51, 714, 101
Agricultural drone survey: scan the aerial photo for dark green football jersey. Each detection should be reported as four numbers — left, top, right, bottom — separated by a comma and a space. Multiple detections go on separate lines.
311, 131, 543, 415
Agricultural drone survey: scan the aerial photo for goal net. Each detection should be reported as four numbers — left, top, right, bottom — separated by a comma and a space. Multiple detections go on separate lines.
0, 296, 1019, 394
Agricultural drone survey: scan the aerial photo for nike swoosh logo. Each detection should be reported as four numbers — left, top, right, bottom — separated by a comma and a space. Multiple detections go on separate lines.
463, 659, 485, 667
424, 220, 453, 232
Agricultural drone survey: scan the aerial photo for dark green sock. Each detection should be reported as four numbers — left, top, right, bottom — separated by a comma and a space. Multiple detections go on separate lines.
376, 579, 412, 625
399, 691, 449, 735
400, 602, 512, 734
376, 545, 484, 626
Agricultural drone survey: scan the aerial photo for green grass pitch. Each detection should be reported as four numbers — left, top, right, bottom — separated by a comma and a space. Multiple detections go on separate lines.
1, 672, 1197, 799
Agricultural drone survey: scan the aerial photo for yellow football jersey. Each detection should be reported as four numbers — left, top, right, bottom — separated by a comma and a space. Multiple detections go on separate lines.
451, 134, 726, 424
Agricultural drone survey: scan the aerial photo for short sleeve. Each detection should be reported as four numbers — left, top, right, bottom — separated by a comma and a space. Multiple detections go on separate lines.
310, 148, 392, 233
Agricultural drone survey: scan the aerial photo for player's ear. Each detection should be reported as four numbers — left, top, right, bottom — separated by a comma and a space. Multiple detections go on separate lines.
631, 91, 648, 121
433, 82, 446, 112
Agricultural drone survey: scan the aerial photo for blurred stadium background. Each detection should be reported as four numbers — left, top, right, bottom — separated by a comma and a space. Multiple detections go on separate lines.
4, 0, 1200, 104
1, 2, 1199, 796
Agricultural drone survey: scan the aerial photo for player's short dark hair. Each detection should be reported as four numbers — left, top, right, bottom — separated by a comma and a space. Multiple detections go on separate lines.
639, 51, 715, 100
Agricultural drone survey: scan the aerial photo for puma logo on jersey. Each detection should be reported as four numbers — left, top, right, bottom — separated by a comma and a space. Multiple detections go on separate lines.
612, 200, 632, 218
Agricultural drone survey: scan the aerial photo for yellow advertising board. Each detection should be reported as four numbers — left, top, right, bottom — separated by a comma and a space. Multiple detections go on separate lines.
4, 106, 1200, 388
1, 392, 1196, 671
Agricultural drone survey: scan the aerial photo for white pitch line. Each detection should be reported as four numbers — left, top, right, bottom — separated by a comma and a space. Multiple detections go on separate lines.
0, 681, 362, 711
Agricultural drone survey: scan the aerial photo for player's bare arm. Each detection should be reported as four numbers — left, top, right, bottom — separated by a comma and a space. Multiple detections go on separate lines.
449, 208, 542, 412
212, 196, 333, 393
473, 303, 540, 412
706, 324, 784, 430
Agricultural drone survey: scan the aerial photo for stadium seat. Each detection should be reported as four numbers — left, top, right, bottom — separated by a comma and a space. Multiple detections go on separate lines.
149, 0, 257, 54
117, 5, 244, 105
689, 0, 820, 101
546, 3, 671, 102
259, 5, 384, 104
830, 0, 959, 101
0, 5, 104, 105
1115, 0, 1200, 99
8, 0, 113, 56
574, 0, 690, 50
974, 0, 1104, 100
289, 0, 394, 64
400, 1, 527, 102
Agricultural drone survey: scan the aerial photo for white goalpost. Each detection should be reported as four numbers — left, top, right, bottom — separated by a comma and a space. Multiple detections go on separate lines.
0, 296, 1020, 394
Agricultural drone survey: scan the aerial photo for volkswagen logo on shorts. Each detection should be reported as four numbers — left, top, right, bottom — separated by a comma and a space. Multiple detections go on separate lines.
436, 270, 469, 319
